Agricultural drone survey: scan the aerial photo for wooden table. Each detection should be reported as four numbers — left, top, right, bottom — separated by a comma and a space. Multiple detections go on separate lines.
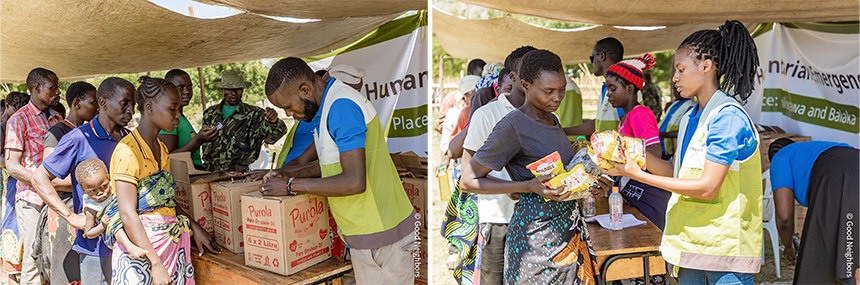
192, 250, 352, 285
586, 203, 665, 285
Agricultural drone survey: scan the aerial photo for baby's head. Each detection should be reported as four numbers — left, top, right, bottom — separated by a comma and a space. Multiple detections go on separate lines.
75, 158, 111, 202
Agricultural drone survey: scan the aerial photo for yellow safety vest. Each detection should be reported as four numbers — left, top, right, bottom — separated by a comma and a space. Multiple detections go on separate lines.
663, 90, 763, 273
314, 79, 414, 247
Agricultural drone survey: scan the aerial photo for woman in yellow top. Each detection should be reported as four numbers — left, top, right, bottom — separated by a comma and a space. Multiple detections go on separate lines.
608, 20, 763, 284
109, 76, 220, 285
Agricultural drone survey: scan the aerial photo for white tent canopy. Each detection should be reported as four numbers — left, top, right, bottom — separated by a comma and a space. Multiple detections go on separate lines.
434, 10, 732, 64
456, 0, 858, 26
192, 0, 425, 19
0, 0, 421, 82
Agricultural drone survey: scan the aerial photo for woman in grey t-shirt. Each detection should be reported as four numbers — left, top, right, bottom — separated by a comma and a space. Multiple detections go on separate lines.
461, 49, 607, 284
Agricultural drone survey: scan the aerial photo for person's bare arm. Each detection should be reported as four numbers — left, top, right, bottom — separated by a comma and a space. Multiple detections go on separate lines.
563, 120, 595, 137
605, 151, 730, 200
646, 144, 662, 160
6, 149, 33, 186
262, 148, 365, 197
459, 156, 569, 201
115, 180, 171, 285
247, 158, 322, 182
160, 127, 218, 154
42, 147, 72, 192
773, 187, 797, 265
447, 127, 468, 160
82, 208, 105, 239
289, 141, 318, 166
643, 151, 675, 177
175, 206, 221, 256
31, 166, 86, 229
659, 130, 679, 138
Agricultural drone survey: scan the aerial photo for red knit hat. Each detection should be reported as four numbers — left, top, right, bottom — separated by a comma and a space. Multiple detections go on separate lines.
606, 53, 656, 89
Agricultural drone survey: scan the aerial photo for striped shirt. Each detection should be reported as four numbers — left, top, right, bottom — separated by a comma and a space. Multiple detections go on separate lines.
5, 102, 62, 206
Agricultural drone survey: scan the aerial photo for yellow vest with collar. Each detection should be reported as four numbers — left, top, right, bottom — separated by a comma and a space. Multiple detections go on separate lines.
313, 80, 414, 242
663, 90, 762, 273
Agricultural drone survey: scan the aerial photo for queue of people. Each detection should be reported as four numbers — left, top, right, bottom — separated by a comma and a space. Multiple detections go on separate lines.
439, 19, 857, 285
0, 58, 418, 285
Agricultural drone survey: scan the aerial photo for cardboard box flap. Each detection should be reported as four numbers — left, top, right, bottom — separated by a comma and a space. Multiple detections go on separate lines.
191, 172, 239, 184
395, 151, 426, 166
171, 152, 209, 176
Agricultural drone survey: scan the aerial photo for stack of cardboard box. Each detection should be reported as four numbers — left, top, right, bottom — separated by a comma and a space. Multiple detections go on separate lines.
169, 152, 232, 236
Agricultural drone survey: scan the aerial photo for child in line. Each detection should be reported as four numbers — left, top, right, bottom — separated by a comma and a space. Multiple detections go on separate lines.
76, 158, 148, 259
604, 54, 672, 231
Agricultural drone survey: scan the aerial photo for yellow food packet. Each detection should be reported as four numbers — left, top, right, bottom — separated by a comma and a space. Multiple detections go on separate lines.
527, 151, 564, 177
588, 130, 647, 170
543, 164, 597, 201
587, 145, 614, 170
621, 136, 647, 170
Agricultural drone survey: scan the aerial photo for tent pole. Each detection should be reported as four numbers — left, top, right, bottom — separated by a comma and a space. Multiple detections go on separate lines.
437, 55, 443, 101
189, 6, 208, 112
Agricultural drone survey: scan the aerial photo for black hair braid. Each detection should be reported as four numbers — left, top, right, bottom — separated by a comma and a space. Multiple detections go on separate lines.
136, 76, 176, 112
679, 20, 759, 104
768, 137, 795, 162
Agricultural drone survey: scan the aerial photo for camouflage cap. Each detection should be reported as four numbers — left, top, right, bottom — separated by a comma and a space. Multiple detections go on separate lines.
213, 70, 252, 89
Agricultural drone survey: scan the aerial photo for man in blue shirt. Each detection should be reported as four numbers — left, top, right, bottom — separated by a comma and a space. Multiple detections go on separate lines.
31, 77, 135, 284
31, 78, 222, 284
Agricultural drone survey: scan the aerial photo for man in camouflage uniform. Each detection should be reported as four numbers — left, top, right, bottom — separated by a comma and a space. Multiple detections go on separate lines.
201, 70, 287, 171
641, 70, 663, 121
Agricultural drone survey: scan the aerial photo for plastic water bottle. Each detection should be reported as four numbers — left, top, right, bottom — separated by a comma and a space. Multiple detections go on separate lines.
582, 196, 596, 217
609, 188, 623, 230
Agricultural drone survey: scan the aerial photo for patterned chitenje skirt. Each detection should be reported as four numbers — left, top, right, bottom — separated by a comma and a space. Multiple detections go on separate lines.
441, 178, 480, 285
110, 170, 193, 285
505, 193, 598, 285
111, 214, 193, 285
1, 174, 21, 270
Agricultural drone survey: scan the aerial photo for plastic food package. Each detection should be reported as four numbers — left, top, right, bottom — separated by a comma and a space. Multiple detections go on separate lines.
527, 151, 565, 177
621, 136, 647, 170
543, 164, 597, 201
588, 130, 647, 170
572, 136, 590, 154
567, 148, 603, 178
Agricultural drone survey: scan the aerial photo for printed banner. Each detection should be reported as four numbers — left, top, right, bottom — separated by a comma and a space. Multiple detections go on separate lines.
746, 22, 860, 147
306, 11, 429, 156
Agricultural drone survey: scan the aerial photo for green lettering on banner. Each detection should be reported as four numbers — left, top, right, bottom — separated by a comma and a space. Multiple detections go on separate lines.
387, 104, 429, 137
761, 88, 859, 133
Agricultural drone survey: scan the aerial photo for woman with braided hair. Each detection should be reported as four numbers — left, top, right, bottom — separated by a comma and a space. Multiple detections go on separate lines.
109, 76, 219, 285
607, 20, 763, 284
767, 138, 858, 284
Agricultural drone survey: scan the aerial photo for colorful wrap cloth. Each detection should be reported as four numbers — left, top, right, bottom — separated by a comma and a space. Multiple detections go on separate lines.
109, 170, 193, 285
441, 178, 479, 285
1, 173, 21, 270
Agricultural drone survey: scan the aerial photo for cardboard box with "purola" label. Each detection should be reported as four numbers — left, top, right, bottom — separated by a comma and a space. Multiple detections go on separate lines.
241, 191, 331, 275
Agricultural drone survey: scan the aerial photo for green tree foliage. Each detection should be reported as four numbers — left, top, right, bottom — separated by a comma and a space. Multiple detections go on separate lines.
432, 34, 470, 79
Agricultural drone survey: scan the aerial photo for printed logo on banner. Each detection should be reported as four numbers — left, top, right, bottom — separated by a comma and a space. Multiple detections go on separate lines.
750, 23, 860, 146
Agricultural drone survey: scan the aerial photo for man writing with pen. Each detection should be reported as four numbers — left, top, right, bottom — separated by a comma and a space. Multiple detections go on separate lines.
251, 58, 417, 284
